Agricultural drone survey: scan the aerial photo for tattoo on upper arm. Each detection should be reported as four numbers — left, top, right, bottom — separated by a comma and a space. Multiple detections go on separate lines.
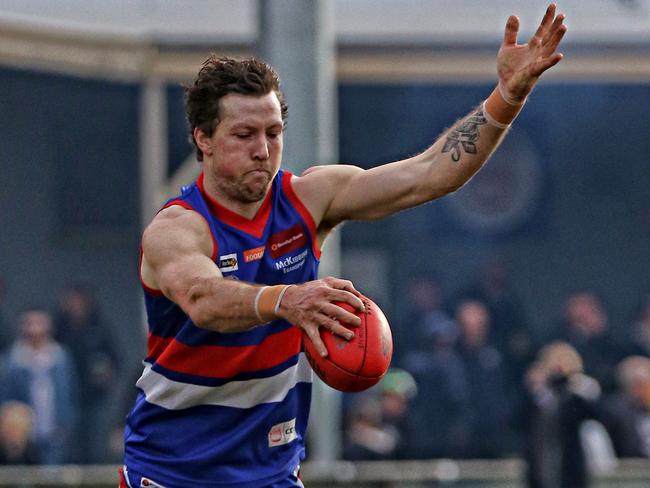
441, 110, 487, 162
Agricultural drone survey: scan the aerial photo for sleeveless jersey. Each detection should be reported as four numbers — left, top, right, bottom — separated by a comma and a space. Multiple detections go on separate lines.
124, 170, 320, 487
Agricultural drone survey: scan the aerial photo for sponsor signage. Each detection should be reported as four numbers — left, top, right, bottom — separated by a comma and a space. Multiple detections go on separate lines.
268, 418, 298, 447
275, 249, 308, 274
268, 224, 307, 259
218, 253, 238, 272
243, 246, 265, 263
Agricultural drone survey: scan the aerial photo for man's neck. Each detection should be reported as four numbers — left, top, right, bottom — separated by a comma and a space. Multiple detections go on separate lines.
202, 175, 268, 220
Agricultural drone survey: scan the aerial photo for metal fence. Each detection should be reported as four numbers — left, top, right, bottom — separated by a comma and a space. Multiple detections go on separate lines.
1, 459, 650, 488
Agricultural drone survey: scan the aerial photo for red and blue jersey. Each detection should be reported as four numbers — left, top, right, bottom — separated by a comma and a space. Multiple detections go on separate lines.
124, 170, 320, 487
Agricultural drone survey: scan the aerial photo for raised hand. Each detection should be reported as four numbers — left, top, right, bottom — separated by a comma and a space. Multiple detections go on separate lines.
497, 4, 567, 104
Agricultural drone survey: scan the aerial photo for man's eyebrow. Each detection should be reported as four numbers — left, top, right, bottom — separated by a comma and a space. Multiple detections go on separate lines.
229, 121, 283, 130
229, 123, 255, 130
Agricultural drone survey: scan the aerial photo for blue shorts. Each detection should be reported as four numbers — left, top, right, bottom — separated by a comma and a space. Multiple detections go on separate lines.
119, 465, 304, 488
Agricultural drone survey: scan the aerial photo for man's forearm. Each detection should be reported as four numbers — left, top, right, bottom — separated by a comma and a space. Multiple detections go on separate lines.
420, 86, 523, 197
178, 277, 265, 333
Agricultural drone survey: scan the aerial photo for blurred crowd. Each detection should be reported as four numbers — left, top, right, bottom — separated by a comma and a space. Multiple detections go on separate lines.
1, 263, 649, 488
342, 260, 650, 487
0, 280, 126, 465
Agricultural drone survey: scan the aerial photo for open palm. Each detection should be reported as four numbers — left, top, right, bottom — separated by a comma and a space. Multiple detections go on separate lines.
497, 4, 567, 103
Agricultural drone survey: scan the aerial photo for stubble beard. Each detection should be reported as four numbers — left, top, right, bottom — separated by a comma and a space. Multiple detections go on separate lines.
217, 171, 271, 204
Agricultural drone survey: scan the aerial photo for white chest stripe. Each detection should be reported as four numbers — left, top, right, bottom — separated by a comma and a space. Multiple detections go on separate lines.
137, 353, 313, 410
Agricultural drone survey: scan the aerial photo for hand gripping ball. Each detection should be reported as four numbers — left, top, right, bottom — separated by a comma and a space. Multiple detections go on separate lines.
303, 295, 393, 392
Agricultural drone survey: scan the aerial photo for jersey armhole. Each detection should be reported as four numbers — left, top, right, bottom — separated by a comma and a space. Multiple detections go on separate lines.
139, 199, 219, 296
281, 171, 322, 260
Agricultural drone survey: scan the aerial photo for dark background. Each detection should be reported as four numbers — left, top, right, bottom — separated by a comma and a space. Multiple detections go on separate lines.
1, 67, 648, 363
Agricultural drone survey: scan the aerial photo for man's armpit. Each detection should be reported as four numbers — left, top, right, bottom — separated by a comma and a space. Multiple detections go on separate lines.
140, 254, 161, 292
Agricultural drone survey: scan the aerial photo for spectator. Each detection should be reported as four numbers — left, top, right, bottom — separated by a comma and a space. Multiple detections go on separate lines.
376, 368, 418, 459
404, 313, 473, 458
628, 293, 650, 358
394, 272, 453, 367
455, 258, 533, 397
551, 292, 627, 393
343, 368, 418, 461
4, 308, 78, 464
0, 401, 38, 464
602, 356, 650, 458
519, 342, 602, 488
454, 299, 513, 458
343, 395, 394, 461
54, 284, 119, 463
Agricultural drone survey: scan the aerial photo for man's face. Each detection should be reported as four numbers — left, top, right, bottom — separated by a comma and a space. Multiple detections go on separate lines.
565, 293, 607, 336
203, 92, 284, 204
457, 301, 489, 346
19, 311, 51, 344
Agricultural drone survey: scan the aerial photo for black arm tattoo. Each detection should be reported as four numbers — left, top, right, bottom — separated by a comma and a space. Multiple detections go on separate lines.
441, 110, 487, 162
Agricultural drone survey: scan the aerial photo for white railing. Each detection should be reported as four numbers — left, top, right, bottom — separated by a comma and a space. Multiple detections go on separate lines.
1, 459, 650, 487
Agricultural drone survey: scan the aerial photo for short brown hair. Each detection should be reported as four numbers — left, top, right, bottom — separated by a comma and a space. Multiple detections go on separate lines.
184, 55, 288, 161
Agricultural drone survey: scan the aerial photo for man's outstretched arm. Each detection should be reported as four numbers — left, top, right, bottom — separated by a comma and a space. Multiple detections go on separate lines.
295, 4, 567, 228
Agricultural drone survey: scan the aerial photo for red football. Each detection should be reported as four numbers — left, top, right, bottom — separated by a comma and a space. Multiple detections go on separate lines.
303, 295, 393, 393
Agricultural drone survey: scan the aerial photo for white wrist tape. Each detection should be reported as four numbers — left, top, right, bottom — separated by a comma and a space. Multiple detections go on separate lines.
254, 286, 267, 322
274, 285, 292, 315
482, 100, 511, 129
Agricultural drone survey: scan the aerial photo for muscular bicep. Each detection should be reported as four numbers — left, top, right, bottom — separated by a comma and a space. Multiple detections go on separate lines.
325, 160, 434, 222
297, 156, 444, 226
141, 206, 221, 308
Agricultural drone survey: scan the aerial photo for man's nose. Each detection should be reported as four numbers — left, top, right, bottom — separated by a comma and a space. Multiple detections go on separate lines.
253, 135, 270, 160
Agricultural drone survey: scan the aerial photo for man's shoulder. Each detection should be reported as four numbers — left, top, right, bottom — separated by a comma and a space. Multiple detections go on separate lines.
289, 164, 363, 221
292, 164, 362, 185
143, 205, 213, 257
147, 205, 207, 235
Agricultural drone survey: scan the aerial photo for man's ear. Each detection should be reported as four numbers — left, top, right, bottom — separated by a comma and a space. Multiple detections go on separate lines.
194, 127, 213, 157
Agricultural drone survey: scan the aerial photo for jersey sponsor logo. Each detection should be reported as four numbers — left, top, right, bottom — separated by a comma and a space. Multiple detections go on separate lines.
243, 246, 265, 263
268, 418, 298, 448
275, 249, 308, 274
218, 253, 238, 272
269, 224, 307, 259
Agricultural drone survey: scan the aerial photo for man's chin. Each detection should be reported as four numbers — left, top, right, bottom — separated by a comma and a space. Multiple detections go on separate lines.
243, 193, 266, 204
240, 184, 270, 203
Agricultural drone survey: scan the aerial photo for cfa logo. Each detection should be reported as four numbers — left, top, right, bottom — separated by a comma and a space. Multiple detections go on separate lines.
268, 418, 298, 448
